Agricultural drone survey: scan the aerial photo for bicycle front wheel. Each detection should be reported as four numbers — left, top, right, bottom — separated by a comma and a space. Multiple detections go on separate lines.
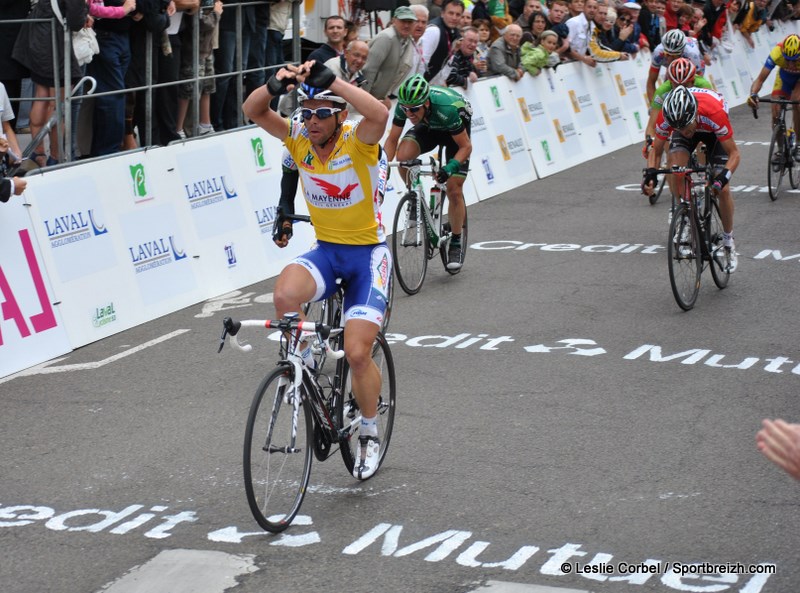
767, 124, 786, 201
243, 365, 313, 533
336, 332, 396, 478
392, 192, 429, 295
706, 196, 730, 289
667, 203, 701, 311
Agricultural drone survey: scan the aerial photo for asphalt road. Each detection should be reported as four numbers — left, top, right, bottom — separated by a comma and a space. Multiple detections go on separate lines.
2, 103, 798, 593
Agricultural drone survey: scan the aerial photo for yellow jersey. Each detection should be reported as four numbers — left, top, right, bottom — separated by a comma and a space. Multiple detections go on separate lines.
285, 119, 384, 245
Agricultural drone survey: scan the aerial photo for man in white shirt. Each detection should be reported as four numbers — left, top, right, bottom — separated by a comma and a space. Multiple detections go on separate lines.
566, 0, 598, 66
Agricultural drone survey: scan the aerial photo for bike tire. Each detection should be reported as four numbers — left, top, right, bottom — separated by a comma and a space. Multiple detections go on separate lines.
392, 192, 429, 295
667, 203, 701, 311
438, 190, 468, 275
336, 332, 396, 478
790, 141, 800, 190
243, 364, 313, 533
707, 196, 730, 289
767, 124, 785, 201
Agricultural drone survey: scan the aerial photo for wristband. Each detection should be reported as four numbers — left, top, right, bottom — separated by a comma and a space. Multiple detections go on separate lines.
444, 158, 461, 176
267, 74, 290, 97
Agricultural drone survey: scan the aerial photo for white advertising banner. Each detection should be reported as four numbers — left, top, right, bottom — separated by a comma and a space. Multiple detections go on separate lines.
607, 60, 649, 142
0, 200, 71, 377
514, 71, 579, 176
463, 77, 537, 201
559, 61, 628, 159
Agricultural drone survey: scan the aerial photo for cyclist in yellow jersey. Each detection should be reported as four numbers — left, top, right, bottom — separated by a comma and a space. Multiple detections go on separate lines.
243, 60, 391, 480
749, 34, 800, 159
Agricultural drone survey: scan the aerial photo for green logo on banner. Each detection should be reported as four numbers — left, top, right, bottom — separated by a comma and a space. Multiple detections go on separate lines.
251, 137, 266, 168
130, 163, 147, 198
633, 111, 642, 130
541, 140, 551, 162
490, 86, 501, 109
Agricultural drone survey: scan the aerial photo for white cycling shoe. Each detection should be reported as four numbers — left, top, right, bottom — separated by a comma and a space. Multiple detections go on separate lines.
353, 435, 380, 480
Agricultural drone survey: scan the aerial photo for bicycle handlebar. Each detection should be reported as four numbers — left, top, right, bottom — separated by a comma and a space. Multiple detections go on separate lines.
218, 316, 345, 359
646, 166, 706, 175
749, 96, 800, 120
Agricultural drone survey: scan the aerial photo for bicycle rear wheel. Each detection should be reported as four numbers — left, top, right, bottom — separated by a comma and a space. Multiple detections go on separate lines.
336, 332, 396, 478
706, 196, 730, 289
438, 189, 468, 275
667, 203, 701, 311
767, 125, 786, 201
790, 136, 800, 190
243, 365, 313, 533
392, 192, 429, 295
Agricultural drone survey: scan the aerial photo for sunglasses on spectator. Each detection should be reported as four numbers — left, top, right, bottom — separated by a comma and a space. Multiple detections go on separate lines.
400, 104, 425, 113
618, 16, 631, 23
301, 107, 342, 120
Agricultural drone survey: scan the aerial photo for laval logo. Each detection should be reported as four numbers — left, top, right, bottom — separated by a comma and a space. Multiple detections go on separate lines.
255, 205, 279, 234
184, 175, 238, 210
92, 302, 117, 328
128, 235, 188, 274
44, 209, 108, 248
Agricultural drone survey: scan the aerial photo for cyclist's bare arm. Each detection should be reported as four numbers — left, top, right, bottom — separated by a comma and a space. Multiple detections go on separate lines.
325, 77, 389, 144
647, 134, 667, 170
383, 124, 404, 162
646, 67, 659, 104
718, 137, 740, 175
242, 67, 295, 139
450, 129, 472, 165
749, 66, 771, 100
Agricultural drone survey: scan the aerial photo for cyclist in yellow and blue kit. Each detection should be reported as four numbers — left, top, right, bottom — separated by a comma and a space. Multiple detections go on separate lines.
243, 60, 390, 480
749, 34, 800, 160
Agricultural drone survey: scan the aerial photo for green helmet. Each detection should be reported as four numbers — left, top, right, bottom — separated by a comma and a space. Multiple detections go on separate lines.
398, 74, 431, 106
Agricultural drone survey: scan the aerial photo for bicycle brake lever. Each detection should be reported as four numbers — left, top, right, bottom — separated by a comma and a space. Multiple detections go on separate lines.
218, 317, 241, 353
217, 326, 228, 353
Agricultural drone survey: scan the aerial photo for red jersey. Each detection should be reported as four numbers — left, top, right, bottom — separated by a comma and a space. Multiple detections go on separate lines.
655, 88, 732, 141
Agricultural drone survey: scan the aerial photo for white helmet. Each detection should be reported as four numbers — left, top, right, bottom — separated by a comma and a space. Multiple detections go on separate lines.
661, 29, 686, 55
296, 84, 347, 105
662, 86, 697, 129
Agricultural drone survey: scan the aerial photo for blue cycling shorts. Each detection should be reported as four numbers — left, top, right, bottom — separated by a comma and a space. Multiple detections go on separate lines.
294, 241, 392, 327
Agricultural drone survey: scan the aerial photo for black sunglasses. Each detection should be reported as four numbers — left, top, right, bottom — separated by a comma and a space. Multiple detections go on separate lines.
400, 104, 424, 113
301, 107, 342, 120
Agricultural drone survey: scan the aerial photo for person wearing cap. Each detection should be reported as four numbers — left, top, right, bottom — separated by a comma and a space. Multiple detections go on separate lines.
243, 60, 391, 481
520, 29, 560, 75
362, 6, 418, 108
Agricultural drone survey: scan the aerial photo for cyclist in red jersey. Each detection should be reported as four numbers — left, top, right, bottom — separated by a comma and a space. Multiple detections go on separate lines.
641, 86, 741, 272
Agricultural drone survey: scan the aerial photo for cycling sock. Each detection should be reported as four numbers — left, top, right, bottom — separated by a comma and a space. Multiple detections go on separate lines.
723, 232, 734, 247
451, 233, 461, 247
360, 415, 378, 437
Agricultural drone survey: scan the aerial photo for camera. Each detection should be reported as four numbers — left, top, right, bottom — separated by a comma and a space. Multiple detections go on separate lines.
200, 0, 215, 10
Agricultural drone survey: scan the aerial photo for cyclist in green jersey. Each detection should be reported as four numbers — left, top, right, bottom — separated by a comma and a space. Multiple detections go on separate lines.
384, 74, 473, 271
644, 57, 712, 147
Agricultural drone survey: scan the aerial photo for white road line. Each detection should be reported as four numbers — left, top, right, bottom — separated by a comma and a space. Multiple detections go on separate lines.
470, 583, 589, 593
96, 549, 258, 593
0, 329, 190, 385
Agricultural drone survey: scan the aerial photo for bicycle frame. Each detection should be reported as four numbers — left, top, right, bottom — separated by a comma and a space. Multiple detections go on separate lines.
752, 96, 800, 200
393, 157, 448, 249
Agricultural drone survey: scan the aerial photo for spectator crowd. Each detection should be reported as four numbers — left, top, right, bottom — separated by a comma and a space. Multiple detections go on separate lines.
0, 0, 798, 171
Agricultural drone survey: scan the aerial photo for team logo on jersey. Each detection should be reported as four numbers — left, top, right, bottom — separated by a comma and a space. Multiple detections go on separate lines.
301, 152, 314, 170
375, 253, 390, 290
310, 177, 359, 200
